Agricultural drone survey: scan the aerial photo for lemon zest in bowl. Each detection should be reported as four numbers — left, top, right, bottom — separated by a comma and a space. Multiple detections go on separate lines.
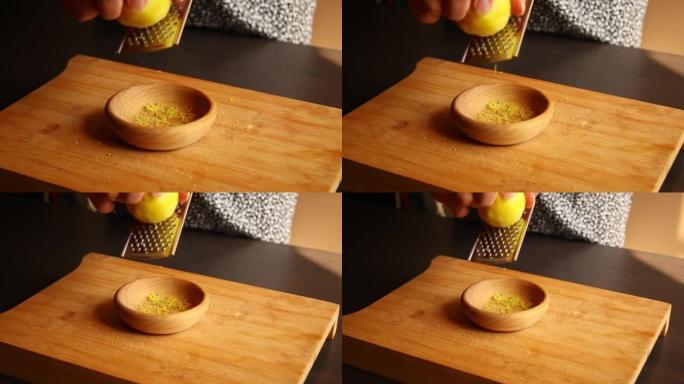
482, 292, 532, 314
137, 293, 190, 315
475, 100, 534, 124
133, 102, 196, 127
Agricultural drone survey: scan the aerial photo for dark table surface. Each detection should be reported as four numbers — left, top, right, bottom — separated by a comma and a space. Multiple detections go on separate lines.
1, 0, 341, 111
0, 195, 341, 384
342, 1, 684, 191
343, 194, 684, 384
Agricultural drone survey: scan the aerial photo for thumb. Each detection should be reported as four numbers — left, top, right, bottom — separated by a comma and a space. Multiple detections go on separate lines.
125, 0, 148, 11
500, 192, 516, 200
473, 0, 493, 15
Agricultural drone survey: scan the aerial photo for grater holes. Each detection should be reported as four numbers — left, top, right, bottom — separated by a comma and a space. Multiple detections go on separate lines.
120, 2, 183, 50
474, 219, 525, 260
466, 16, 522, 62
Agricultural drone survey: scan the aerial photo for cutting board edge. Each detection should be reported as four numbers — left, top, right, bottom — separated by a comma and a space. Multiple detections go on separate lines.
68, 55, 343, 113
342, 57, 684, 192
79, 253, 341, 313
654, 131, 684, 191
340, 158, 451, 192
342, 334, 497, 384
0, 55, 342, 191
341, 254, 671, 384
0, 252, 340, 384
0, 56, 74, 115
297, 306, 340, 384
0, 340, 132, 384
419, 57, 684, 113
342, 254, 674, 319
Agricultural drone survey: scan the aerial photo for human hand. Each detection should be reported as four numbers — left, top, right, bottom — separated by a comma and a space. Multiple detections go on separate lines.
433, 192, 536, 218
408, 0, 526, 24
62, 0, 148, 22
87, 192, 190, 214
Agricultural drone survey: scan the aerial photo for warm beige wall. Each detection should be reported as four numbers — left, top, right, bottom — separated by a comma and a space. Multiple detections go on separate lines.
290, 192, 342, 254
311, 0, 342, 50
624, 193, 684, 258
641, 0, 684, 56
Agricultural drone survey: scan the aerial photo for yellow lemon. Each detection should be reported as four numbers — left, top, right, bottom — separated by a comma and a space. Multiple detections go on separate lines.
118, 0, 172, 29
127, 193, 179, 224
456, 0, 511, 37
478, 193, 525, 227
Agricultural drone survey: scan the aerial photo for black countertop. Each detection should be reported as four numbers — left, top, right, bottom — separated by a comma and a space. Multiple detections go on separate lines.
343, 194, 684, 383
342, 1, 684, 191
0, 195, 341, 384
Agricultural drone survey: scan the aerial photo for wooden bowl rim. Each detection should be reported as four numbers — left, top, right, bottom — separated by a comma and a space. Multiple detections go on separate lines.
105, 82, 217, 131
461, 277, 549, 318
451, 83, 554, 129
114, 276, 209, 320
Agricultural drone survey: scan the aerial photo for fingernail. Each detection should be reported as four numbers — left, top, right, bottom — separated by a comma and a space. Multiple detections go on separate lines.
125, 193, 145, 204
474, 0, 493, 15
501, 192, 515, 200
150, 192, 163, 198
129, 0, 147, 10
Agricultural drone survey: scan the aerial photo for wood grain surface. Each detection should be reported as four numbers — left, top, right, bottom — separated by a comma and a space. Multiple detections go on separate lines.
0, 55, 341, 191
342, 256, 671, 384
343, 57, 684, 191
0, 253, 339, 384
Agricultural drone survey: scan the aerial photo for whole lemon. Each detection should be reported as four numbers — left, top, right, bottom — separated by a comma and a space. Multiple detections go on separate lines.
118, 0, 172, 29
478, 193, 525, 227
127, 193, 179, 224
456, 0, 511, 37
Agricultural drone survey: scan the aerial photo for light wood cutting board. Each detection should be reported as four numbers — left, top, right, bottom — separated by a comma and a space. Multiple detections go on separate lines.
343, 57, 684, 191
0, 55, 341, 191
343, 256, 670, 384
0, 253, 339, 384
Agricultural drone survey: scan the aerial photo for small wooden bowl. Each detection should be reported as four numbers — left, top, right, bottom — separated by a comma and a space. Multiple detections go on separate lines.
114, 276, 209, 335
461, 278, 549, 332
105, 82, 217, 150
451, 83, 553, 145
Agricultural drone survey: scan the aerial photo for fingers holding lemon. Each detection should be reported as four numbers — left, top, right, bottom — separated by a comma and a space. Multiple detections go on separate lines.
118, 0, 171, 28
477, 192, 526, 227
127, 192, 179, 224
456, 0, 511, 37
408, 1, 526, 37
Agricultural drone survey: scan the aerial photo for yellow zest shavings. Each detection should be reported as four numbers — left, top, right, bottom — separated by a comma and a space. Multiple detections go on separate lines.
482, 292, 532, 314
133, 102, 196, 127
137, 293, 190, 315
475, 100, 534, 124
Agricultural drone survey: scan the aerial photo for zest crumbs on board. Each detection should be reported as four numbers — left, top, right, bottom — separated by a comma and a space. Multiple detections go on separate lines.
137, 293, 190, 315
134, 102, 196, 127
482, 292, 532, 314
475, 100, 534, 124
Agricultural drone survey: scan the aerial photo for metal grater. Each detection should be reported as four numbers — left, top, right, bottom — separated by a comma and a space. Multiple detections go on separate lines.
468, 204, 535, 264
461, 0, 534, 64
117, 0, 193, 54
121, 193, 193, 259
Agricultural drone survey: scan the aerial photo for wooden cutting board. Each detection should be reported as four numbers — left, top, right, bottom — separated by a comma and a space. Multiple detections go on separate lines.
0, 55, 341, 191
343, 57, 684, 191
343, 256, 670, 384
0, 253, 339, 384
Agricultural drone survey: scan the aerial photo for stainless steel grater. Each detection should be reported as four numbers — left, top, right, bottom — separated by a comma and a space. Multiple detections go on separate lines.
117, 0, 194, 54
468, 204, 534, 264
121, 193, 193, 259
461, 0, 534, 64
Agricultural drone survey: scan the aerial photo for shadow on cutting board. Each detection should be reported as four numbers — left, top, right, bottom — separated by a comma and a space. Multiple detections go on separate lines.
94, 300, 130, 333
83, 111, 124, 149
